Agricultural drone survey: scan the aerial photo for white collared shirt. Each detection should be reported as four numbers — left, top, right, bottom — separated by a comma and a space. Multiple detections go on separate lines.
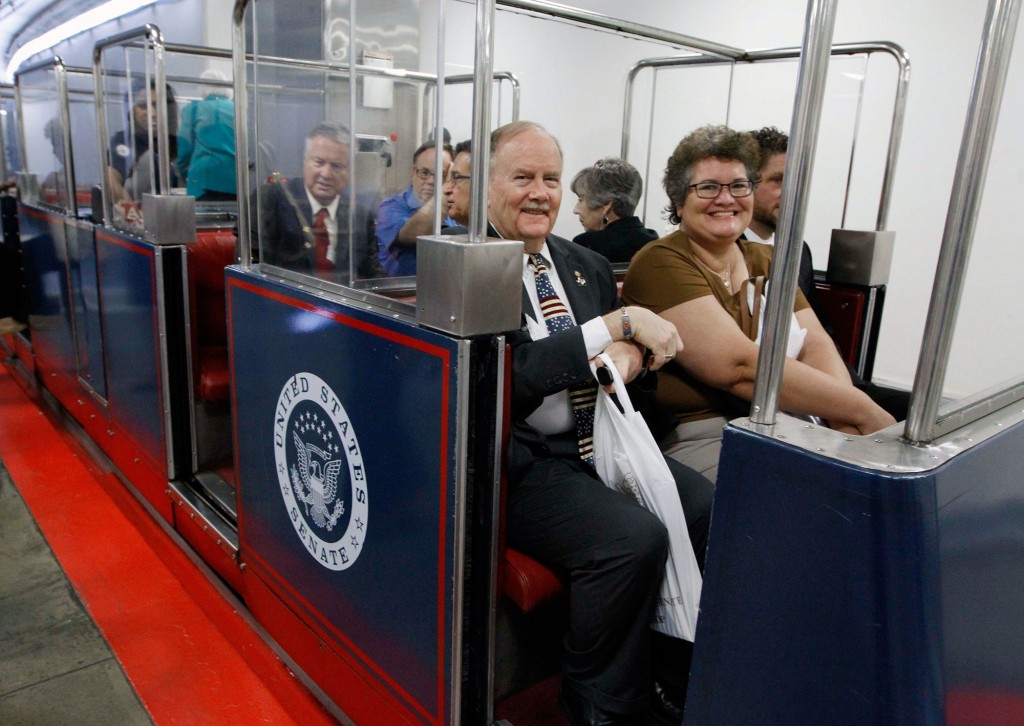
305, 190, 341, 263
745, 227, 775, 246
521, 241, 612, 435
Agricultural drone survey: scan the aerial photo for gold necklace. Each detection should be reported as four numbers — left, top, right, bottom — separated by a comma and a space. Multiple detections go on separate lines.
695, 253, 733, 289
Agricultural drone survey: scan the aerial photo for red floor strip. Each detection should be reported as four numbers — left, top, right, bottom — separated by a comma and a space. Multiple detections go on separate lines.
0, 363, 338, 725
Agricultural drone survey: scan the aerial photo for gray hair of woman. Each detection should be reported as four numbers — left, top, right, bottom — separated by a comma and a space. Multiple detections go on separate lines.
662, 124, 760, 225
570, 157, 643, 219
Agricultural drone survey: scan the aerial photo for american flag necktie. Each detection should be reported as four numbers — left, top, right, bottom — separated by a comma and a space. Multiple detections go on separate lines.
529, 253, 597, 465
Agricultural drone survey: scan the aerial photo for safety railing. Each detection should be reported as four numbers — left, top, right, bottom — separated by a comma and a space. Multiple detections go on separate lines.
14, 57, 90, 215
750, 0, 1024, 446
621, 41, 910, 233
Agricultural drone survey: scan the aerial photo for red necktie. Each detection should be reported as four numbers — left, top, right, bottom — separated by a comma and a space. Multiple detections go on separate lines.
313, 208, 332, 275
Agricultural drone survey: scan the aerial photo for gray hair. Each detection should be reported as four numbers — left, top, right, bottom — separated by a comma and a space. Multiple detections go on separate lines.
570, 157, 643, 218
662, 124, 760, 225
304, 121, 350, 156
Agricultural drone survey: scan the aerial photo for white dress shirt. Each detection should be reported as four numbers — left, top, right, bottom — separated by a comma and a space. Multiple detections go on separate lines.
521, 241, 612, 435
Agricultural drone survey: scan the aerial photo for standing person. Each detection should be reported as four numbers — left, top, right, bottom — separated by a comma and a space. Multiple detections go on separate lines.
376, 141, 453, 276
489, 120, 712, 726
570, 157, 658, 263
257, 121, 382, 284
622, 125, 895, 483
177, 69, 237, 202
442, 139, 471, 226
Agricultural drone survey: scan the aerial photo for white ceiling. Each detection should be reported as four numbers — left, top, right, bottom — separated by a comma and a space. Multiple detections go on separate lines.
0, 0, 107, 81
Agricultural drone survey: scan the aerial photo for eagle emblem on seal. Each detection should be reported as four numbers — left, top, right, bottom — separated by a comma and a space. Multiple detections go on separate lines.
290, 430, 346, 530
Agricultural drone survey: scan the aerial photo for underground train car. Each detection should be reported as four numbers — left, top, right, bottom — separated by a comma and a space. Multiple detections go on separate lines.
1, 0, 1024, 724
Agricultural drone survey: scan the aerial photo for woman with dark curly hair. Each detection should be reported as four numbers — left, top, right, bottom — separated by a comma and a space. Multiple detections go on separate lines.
622, 125, 894, 482
570, 156, 658, 263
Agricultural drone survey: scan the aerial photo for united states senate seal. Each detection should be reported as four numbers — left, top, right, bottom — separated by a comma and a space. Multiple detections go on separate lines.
274, 372, 367, 570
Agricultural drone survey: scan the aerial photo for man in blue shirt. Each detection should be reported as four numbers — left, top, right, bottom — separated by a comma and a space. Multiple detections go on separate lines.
375, 141, 453, 276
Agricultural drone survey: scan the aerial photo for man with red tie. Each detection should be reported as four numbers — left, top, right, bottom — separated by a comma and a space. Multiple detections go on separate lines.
257, 122, 382, 282
491, 121, 713, 726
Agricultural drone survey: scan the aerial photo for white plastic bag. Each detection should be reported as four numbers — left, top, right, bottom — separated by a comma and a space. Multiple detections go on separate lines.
747, 278, 807, 358
591, 352, 702, 641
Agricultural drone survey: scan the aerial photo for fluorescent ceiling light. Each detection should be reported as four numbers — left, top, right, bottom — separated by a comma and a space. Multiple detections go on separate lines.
4, 0, 159, 82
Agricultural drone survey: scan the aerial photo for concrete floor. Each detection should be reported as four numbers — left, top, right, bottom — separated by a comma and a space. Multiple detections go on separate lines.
0, 459, 152, 726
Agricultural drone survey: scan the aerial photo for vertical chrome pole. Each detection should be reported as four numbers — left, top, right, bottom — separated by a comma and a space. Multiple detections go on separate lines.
233, 0, 252, 268
876, 47, 911, 231
468, 0, 495, 243
151, 27, 171, 198
904, 0, 1022, 443
839, 55, 867, 230
55, 59, 77, 217
433, 1, 447, 236
749, 0, 839, 424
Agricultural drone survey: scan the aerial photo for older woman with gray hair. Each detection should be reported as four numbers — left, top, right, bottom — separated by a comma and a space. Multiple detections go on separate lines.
622, 125, 894, 482
570, 156, 658, 263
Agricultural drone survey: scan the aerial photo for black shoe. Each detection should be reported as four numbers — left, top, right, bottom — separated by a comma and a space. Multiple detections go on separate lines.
559, 686, 641, 726
649, 679, 686, 725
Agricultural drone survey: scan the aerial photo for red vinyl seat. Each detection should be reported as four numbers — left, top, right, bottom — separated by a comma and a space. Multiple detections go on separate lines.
188, 231, 236, 403
502, 547, 564, 613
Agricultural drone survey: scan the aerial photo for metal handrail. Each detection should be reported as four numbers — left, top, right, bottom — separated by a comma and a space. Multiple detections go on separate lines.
621, 41, 910, 233
904, 0, 1023, 444
92, 24, 169, 226
750, 0, 840, 425
423, 71, 522, 135
13, 57, 93, 216
496, 0, 743, 60
231, 2, 251, 268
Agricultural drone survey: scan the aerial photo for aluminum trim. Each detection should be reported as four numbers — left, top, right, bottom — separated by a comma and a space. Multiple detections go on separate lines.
732, 391, 1024, 475
449, 339, 474, 726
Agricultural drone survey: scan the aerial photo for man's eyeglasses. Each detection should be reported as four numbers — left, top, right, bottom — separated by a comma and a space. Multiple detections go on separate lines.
444, 172, 471, 186
415, 167, 438, 180
688, 180, 756, 199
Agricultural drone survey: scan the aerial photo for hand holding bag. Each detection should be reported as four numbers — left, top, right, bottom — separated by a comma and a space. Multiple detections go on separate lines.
590, 352, 702, 641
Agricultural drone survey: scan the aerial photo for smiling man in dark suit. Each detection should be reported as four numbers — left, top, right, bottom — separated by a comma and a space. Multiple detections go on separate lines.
257, 121, 382, 283
489, 121, 712, 726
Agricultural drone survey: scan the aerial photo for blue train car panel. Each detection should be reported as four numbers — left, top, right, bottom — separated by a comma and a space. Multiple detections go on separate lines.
686, 411, 1024, 725
95, 229, 167, 475
228, 269, 462, 726
66, 219, 106, 398
19, 205, 75, 384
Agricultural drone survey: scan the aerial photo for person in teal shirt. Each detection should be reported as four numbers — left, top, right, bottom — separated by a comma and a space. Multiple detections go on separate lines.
177, 70, 237, 201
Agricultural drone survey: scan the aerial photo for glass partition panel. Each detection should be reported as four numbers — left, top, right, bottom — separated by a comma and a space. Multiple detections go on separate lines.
66, 69, 101, 215
248, 0, 448, 289
624, 52, 901, 245
17, 64, 70, 210
163, 52, 237, 213
0, 85, 20, 181
96, 36, 178, 232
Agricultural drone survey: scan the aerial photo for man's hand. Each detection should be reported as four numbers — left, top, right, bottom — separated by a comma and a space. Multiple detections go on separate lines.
602, 306, 682, 371
594, 340, 644, 386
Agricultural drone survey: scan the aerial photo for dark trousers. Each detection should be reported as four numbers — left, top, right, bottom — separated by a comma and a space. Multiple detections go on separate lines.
505, 454, 713, 716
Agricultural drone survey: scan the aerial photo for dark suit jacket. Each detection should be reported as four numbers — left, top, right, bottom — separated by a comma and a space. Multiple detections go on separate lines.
257, 177, 382, 283
506, 234, 621, 482
572, 216, 658, 264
